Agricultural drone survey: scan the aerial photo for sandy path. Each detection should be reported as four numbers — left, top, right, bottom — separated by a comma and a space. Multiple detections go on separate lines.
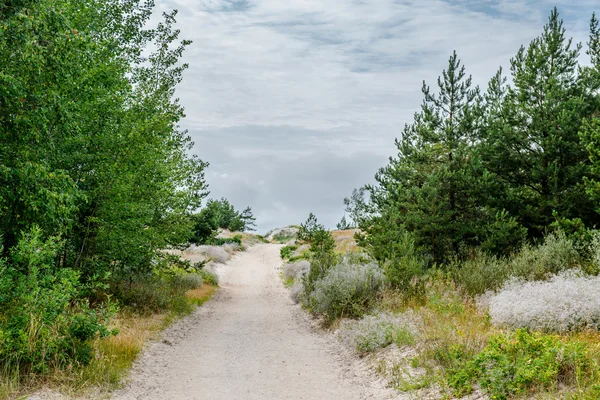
112, 244, 400, 400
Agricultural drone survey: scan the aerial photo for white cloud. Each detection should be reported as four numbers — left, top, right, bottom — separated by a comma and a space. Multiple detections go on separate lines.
152, 0, 597, 231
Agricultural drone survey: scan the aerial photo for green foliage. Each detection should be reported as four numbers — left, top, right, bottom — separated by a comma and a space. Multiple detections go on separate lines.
190, 199, 255, 244
307, 259, 386, 323
479, 210, 527, 256
454, 231, 580, 296
447, 330, 599, 399
0, 0, 211, 379
356, 211, 426, 299
303, 226, 336, 296
273, 233, 296, 244
197, 269, 219, 286
280, 245, 298, 260
208, 235, 243, 246
477, 9, 599, 237
297, 213, 323, 243
154, 253, 207, 277
336, 215, 352, 230
355, 9, 600, 272
255, 235, 270, 244
239, 207, 257, 232
343, 188, 368, 228
0, 228, 115, 374
110, 274, 190, 315
0, 0, 209, 270
382, 232, 424, 291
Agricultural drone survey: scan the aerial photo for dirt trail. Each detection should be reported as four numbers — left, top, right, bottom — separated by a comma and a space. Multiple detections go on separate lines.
112, 244, 401, 400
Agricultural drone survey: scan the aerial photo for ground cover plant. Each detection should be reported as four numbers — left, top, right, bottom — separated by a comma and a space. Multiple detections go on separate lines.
447, 329, 600, 399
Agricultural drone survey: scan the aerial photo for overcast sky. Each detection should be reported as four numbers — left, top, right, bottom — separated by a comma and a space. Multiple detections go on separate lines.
154, 0, 597, 233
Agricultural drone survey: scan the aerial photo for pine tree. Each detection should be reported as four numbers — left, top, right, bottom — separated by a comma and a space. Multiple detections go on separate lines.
479, 8, 599, 235
579, 13, 600, 212
368, 51, 485, 263
240, 206, 257, 231
336, 215, 351, 230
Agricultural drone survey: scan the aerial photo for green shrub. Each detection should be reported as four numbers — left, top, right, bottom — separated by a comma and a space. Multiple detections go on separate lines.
511, 231, 579, 279
448, 329, 599, 399
273, 233, 296, 244
304, 229, 336, 295
288, 253, 309, 263
156, 253, 207, 277
110, 274, 193, 315
173, 274, 204, 291
197, 269, 219, 286
453, 251, 509, 296
0, 228, 115, 375
380, 232, 426, 299
255, 235, 270, 243
280, 245, 298, 260
455, 232, 580, 296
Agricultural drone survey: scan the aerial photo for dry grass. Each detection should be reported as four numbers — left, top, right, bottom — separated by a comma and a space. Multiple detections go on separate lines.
376, 280, 502, 394
186, 284, 217, 306
331, 229, 360, 253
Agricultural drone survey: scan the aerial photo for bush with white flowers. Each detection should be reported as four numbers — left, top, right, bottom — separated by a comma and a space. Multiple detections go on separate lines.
479, 271, 600, 332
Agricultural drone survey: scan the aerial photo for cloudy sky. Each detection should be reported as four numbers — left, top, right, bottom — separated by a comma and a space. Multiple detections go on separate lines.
154, 0, 597, 233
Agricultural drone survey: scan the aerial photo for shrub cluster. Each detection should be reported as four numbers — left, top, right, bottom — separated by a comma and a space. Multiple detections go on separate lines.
308, 260, 385, 322
190, 199, 256, 244
338, 312, 417, 353
448, 329, 600, 399
0, 229, 115, 374
455, 232, 580, 296
110, 274, 197, 315
280, 245, 298, 260
193, 245, 231, 264
282, 260, 310, 282
479, 271, 600, 332
210, 235, 243, 246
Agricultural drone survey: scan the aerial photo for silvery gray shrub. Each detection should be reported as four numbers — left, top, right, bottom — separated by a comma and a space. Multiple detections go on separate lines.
290, 281, 305, 304
196, 245, 230, 264
478, 270, 600, 332
308, 261, 386, 320
282, 260, 310, 281
338, 311, 418, 352
223, 243, 242, 254
175, 273, 204, 290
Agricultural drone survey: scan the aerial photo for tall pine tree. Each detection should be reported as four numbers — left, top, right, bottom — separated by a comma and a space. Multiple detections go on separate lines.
479, 8, 599, 236
365, 52, 484, 264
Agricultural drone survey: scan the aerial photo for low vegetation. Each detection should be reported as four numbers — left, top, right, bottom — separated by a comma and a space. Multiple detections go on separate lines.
338, 312, 417, 353
283, 224, 600, 398
481, 271, 600, 332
